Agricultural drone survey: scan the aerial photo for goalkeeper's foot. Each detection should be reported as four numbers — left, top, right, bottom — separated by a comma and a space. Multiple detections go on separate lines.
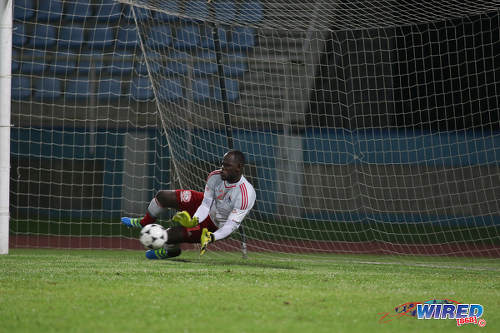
145, 245, 181, 260
121, 217, 142, 228
145, 248, 168, 259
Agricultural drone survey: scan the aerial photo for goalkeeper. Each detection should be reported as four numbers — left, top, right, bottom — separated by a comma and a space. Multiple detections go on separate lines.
121, 150, 256, 259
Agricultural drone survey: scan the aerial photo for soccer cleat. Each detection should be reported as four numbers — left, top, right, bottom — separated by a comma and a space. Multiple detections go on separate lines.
145, 248, 168, 260
121, 217, 142, 228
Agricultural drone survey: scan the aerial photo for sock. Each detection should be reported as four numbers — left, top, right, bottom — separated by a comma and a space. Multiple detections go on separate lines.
140, 198, 165, 226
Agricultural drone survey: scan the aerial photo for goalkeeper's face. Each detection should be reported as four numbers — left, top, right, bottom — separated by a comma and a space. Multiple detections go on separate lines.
220, 154, 242, 183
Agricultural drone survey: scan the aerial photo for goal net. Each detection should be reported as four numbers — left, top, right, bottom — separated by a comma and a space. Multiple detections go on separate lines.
10, 0, 500, 257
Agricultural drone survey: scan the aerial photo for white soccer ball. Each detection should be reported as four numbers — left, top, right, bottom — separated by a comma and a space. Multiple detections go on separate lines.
139, 224, 168, 250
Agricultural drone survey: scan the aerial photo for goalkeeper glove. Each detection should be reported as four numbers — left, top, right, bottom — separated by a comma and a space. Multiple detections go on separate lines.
172, 210, 199, 228
200, 228, 214, 256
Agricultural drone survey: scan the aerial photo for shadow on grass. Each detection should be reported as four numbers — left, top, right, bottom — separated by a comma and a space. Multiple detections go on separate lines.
169, 257, 301, 270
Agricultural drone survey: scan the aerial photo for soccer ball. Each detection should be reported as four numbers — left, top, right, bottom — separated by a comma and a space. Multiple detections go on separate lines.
139, 224, 168, 250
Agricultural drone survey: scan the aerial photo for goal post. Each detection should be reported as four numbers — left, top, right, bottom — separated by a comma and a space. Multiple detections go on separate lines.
0, 0, 12, 255
9, 0, 500, 258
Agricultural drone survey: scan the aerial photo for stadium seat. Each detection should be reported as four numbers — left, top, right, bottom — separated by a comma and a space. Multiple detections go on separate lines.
28, 24, 57, 48
154, 1, 179, 22
95, 0, 122, 23
237, 1, 264, 24
12, 23, 28, 47
11, 50, 19, 72
58, 25, 85, 49
19, 51, 47, 74
64, 0, 93, 22
173, 25, 201, 50
19, 62, 45, 75
130, 77, 154, 101
159, 79, 183, 101
76, 51, 105, 74
193, 61, 217, 76
33, 77, 62, 100
215, 1, 236, 22
65, 78, 92, 100
11, 76, 32, 100
223, 53, 248, 76
49, 54, 78, 75
184, 0, 209, 22
147, 25, 172, 49
107, 51, 134, 75
86, 25, 115, 49
214, 78, 239, 102
230, 26, 256, 51
36, 0, 64, 22
201, 26, 228, 50
14, 0, 35, 21
135, 57, 161, 76
192, 79, 210, 102
116, 26, 141, 49
123, 5, 151, 22
97, 79, 122, 100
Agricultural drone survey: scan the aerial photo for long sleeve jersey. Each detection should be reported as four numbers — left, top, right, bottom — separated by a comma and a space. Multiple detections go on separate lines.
193, 170, 256, 241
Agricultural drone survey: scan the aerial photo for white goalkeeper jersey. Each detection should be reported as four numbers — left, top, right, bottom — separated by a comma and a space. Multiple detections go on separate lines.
193, 170, 256, 241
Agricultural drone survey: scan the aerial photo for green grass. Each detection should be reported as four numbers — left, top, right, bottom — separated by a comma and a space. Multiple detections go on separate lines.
1, 249, 499, 333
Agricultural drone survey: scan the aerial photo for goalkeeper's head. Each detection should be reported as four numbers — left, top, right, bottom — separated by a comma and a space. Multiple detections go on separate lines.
221, 150, 245, 183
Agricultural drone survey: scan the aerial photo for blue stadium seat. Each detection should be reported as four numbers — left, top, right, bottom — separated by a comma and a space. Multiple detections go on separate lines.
215, 1, 236, 22
147, 25, 172, 49
135, 58, 161, 76
116, 26, 141, 49
201, 26, 228, 50
154, 1, 179, 22
214, 78, 239, 102
49, 54, 78, 75
173, 25, 201, 50
107, 51, 134, 75
158, 79, 183, 101
76, 52, 104, 74
58, 25, 85, 49
192, 79, 210, 102
11, 50, 19, 72
64, 0, 93, 22
19, 52, 47, 74
230, 26, 255, 51
12, 23, 28, 47
28, 24, 57, 48
130, 77, 154, 101
193, 61, 217, 76
14, 0, 35, 21
184, 1, 209, 22
97, 79, 122, 100
95, 0, 122, 23
165, 61, 188, 76
65, 78, 91, 100
123, 5, 151, 22
33, 77, 62, 100
36, 0, 64, 22
223, 53, 247, 76
237, 1, 264, 24
11, 76, 32, 100
87, 25, 115, 49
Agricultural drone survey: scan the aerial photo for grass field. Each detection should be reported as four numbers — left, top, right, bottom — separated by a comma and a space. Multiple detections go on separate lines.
1, 249, 499, 332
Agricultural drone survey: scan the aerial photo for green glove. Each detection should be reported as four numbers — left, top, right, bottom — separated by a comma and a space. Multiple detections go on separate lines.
172, 211, 199, 228
200, 228, 214, 256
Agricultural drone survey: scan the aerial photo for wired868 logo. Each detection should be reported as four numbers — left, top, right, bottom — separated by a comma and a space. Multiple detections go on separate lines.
378, 299, 487, 327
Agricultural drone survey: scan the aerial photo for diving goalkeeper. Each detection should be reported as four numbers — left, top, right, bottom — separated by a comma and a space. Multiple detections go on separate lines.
121, 150, 256, 259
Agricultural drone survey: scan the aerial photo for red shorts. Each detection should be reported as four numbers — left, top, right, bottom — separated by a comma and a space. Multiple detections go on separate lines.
175, 189, 217, 243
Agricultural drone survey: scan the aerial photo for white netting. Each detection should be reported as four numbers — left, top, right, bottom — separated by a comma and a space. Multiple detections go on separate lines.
9, 0, 500, 258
